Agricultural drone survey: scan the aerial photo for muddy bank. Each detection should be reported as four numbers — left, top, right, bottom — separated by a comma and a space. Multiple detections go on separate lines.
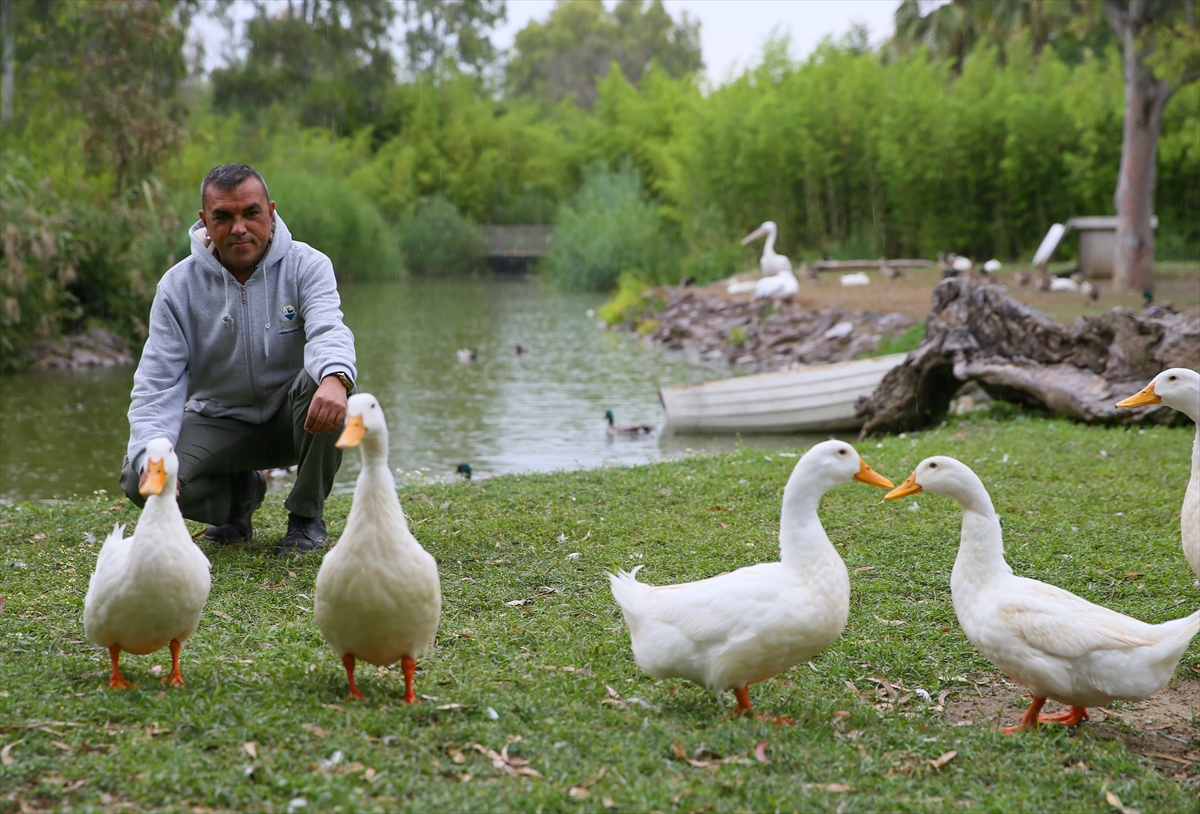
23, 329, 134, 370
615, 285, 917, 373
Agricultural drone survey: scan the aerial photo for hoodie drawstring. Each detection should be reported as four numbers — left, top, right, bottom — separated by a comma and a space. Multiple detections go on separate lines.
262, 263, 270, 360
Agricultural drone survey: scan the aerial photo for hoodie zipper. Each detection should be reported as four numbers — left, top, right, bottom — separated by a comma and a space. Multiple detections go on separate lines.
239, 283, 262, 405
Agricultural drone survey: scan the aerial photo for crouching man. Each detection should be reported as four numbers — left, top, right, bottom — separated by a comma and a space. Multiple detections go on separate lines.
120, 163, 356, 556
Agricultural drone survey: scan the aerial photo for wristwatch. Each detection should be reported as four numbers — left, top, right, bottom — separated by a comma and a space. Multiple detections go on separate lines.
333, 371, 353, 393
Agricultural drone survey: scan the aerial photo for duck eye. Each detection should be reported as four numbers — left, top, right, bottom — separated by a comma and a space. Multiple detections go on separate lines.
838, 449, 847, 455
929, 463, 938, 469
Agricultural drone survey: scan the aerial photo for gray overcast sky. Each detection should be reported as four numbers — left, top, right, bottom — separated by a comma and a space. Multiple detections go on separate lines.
195, 0, 901, 83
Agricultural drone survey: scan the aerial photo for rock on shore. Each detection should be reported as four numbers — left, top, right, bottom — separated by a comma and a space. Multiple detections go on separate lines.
616, 286, 917, 373
25, 329, 134, 370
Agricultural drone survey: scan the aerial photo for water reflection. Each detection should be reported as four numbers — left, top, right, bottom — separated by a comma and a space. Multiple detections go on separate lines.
1, 276, 835, 502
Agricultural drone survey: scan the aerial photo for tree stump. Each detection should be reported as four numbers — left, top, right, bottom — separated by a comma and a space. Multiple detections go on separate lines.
855, 277, 1200, 437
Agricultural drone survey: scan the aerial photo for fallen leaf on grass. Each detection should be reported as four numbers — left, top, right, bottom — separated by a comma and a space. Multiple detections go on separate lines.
1, 740, 22, 765
874, 616, 906, 626
363, 767, 377, 782
604, 685, 621, 699
301, 724, 328, 739
435, 703, 472, 711
1105, 789, 1140, 814
50, 741, 71, 751
800, 783, 854, 792
670, 740, 715, 769
1139, 752, 1194, 765
448, 748, 467, 765
569, 766, 608, 799
64, 779, 86, 792
854, 566, 876, 573
150, 665, 164, 676
243, 742, 258, 759
210, 610, 232, 620
928, 751, 957, 771
468, 743, 543, 778
754, 741, 770, 764
321, 704, 345, 712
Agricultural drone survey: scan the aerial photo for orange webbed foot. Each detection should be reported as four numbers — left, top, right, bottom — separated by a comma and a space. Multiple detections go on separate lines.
732, 686, 754, 716
343, 653, 365, 700
401, 656, 419, 704
107, 645, 130, 690
163, 639, 186, 687
1002, 694, 1047, 734
1038, 706, 1088, 726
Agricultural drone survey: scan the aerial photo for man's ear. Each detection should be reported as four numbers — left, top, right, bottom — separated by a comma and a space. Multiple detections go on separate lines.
198, 209, 207, 228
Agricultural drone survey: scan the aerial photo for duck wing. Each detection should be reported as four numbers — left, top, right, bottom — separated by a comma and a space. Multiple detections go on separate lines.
995, 578, 1154, 658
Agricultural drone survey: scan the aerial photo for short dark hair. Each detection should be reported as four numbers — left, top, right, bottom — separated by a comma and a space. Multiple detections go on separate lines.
200, 164, 270, 210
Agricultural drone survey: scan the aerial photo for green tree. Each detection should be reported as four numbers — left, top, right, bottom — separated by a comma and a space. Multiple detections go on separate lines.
400, 0, 507, 80
506, 0, 701, 108
209, 0, 397, 134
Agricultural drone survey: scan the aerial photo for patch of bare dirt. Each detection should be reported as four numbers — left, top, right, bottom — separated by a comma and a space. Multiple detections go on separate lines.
941, 668, 1200, 783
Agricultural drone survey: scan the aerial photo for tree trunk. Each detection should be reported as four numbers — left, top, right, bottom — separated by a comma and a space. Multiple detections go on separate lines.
1, 0, 14, 129
855, 278, 1199, 437
1111, 18, 1170, 297
1103, 0, 1190, 299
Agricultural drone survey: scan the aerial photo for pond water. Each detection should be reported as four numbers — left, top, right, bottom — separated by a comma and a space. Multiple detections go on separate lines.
1, 276, 815, 503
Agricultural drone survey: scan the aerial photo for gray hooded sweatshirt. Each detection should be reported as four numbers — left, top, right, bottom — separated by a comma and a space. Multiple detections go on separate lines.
126, 214, 357, 470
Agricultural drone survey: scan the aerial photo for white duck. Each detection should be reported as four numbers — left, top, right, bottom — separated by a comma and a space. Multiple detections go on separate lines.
741, 221, 792, 278
1116, 368, 1200, 579
886, 456, 1200, 733
315, 393, 441, 701
84, 437, 211, 689
753, 268, 800, 299
608, 440, 893, 714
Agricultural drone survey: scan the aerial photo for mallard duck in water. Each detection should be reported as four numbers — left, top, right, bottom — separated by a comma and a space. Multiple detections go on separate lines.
606, 410, 653, 438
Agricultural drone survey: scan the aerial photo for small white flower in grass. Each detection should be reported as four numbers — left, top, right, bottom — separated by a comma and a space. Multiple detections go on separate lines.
83, 532, 96, 544
317, 751, 344, 771
557, 533, 567, 543
914, 688, 931, 703
287, 799, 307, 812
907, 502, 919, 512
566, 552, 581, 560
1001, 454, 1009, 463
486, 706, 500, 720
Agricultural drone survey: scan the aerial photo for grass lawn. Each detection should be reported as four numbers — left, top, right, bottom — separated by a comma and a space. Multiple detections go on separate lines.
2, 409, 1198, 812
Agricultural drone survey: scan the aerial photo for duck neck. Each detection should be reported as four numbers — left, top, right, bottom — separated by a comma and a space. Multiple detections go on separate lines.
133, 474, 185, 548
356, 431, 396, 492
763, 227, 777, 257
948, 478, 1012, 593
778, 469, 836, 568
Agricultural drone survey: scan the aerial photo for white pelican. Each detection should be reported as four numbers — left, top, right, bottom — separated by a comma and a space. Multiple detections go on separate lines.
753, 269, 799, 299
741, 221, 792, 277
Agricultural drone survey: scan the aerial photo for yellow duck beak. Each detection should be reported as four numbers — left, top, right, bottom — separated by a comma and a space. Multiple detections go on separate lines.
1115, 382, 1161, 408
336, 414, 366, 449
139, 457, 166, 497
885, 472, 923, 500
853, 458, 894, 489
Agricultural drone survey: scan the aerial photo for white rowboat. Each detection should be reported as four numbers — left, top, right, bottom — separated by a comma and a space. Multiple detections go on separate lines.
659, 354, 907, 433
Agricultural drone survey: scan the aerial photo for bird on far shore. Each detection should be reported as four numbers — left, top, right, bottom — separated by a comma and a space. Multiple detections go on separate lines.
605, 410, 653, 438
456, 463, 473, 480
741, 221, 792, 278
516, 344, 532, 355
456, 348, 477, 363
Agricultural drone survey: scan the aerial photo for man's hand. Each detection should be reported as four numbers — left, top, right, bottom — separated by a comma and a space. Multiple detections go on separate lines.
306, 375, 349, 434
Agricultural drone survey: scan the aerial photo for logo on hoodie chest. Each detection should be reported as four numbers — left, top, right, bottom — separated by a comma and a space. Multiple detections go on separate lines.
279, 301, 301, 334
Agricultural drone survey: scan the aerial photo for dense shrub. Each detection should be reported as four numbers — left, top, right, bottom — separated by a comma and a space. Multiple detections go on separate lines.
543, 163, 679, 290
397, 195, 485, 276
268, 171, 402, 282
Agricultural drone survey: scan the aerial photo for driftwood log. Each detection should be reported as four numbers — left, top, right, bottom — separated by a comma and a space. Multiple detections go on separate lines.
855, 277, 1200, 437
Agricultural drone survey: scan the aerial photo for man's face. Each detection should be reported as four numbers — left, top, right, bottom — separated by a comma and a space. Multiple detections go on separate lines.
199, 178, 276, 275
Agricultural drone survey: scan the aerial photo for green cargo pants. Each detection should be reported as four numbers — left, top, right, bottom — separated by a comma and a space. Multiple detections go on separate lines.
119, 370, 343, 525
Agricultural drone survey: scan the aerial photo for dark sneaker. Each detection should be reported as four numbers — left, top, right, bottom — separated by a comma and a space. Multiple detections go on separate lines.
274, 513, 329, 557
204, 470, 267, 545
